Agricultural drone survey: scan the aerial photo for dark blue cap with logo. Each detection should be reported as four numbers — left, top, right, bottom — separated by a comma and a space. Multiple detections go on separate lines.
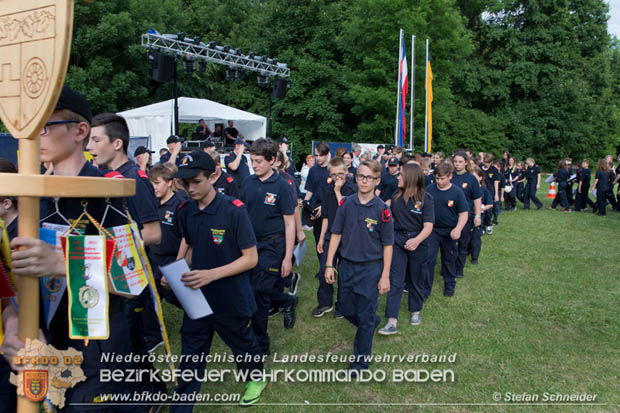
172, 150, 216, 179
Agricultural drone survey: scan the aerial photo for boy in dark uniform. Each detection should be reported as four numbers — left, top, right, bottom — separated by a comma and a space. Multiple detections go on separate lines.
240, 139, 297, 354
549, 159, 571, 212
314, 157, 357, 318
324, 159, 393, 372
523, 157, 543, 210
304, 141, 331, 261
4, 86, 141, 411
167, 150, 266, 408
376, 157, 400, 205
208, 151, 239, 198
480, 154, 499, 231
471, 168, 493, 264
224, 137, 250, 187
425, 162, 468, 297
575, 159, 596, 211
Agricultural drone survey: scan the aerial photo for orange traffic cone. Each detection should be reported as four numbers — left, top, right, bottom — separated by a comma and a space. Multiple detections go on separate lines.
546, 181, 557, 199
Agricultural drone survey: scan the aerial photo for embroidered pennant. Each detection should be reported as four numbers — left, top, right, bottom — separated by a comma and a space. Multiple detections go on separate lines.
106, 224, 149, 296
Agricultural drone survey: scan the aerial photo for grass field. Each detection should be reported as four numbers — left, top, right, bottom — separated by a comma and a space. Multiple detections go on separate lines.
155, 185, 620, 412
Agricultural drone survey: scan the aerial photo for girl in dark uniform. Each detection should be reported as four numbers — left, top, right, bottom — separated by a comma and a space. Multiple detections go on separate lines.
593, 158, 618, 215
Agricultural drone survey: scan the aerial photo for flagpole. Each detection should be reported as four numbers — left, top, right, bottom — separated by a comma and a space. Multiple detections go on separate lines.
410, 35, 415, 152
424, 38, 429, 153
395, 29, 403, 146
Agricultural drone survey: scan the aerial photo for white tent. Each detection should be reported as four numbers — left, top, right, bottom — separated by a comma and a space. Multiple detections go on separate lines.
119, 97, 267, 161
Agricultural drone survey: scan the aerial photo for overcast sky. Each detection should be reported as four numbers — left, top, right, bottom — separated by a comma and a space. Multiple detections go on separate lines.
608, 0, 620, 38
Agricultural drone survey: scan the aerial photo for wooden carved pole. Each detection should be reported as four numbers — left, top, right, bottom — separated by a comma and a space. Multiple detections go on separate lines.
0, 1, 135, 411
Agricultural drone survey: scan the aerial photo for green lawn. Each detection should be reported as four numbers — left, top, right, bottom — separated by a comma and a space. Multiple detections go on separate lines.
155, 185, 620, 412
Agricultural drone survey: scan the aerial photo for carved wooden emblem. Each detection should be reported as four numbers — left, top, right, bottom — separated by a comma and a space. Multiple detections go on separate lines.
0, 0, 73, 139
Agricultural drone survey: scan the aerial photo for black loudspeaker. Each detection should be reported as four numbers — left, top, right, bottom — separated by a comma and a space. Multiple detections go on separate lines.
271, 78, 289, 99
152, 54, 175, 83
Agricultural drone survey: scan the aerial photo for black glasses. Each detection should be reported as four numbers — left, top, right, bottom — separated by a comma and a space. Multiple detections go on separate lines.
356, 174, 379, 182
330, 172, 345, 179
40, 120, 79, 136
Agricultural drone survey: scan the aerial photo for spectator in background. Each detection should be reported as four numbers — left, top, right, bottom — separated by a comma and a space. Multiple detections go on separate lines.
278, 137, 297, 178
352, 144, 362, 168
224, 120, 245, 146
160, 135, 186, 166
224, 137, 250, 187
134, 145, 154, 172
300, 154, 315, 196
343, 152, 356, 177
335, 147, 346, 158
195, 119, 212, 139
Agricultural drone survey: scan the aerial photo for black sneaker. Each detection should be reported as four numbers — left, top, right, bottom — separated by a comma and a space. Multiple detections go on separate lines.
268, 307, 283, 318
289, 272, 301, 295
443, 289, 455, 297
311, 305, 333, 318
455, 273, 464, 278
333, 309, 344, 319
471, 259, 478, 265
403, 285, 409, 293
283, 298, 298, 329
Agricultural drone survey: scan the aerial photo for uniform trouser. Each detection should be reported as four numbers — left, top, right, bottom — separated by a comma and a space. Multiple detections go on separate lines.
0, 358, 15, 413
551, 184, 569, 210
492, 201, 500, 224
313, 222, 323, 262
483, 209, 492, 227
141, 287, 163, 345
171, 313, 264, 413
385, 232, 428, 318
427, 228, 458, 295
567, 184, 575, 206
575, 189, 595, 211
516, 183, 525, 204
523, 182, 542, 209
456, 217, 474, 277
470, 225, 483, 261
57, 310, 136, 412
337, 259, 382, 370
315, 237, 341, 308
596, 188, 618, 215
505, 189, 516, 210
251, 237, 295, 354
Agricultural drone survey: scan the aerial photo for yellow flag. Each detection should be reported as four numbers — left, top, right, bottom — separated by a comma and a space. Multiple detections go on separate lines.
426, 61, 433, 153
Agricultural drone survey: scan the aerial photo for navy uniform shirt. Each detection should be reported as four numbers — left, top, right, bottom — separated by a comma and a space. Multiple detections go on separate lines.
482, 165, 499, 195
40, 162, 127, 347
115, 160, 160, 227
391, 192, 434, 233
214, 171, 239, 198
322, 180, 357, 236
279, 170, 299, 199
378, 172, 399, 202
305, 163, 329, 203
481, 187, 493, 213
426, 183, 468, 229
178, 193, 257, 318
424, 174, 434, 187
525, 165, 541, 184
6, 217, 17, 241
160, 152, 186, 166
580, 168, 591, 190
450, 172, 482, 212
556, 168, 570, 188
240, 171, 296, 238
595, 170, 612, 190
224, 152, 250, 186
331, 195, 394, 262
149, 191, 185, 270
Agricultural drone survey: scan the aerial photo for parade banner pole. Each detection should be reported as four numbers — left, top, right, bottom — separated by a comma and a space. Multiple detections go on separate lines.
424, 39, 429, 153
410, 35, 415, 152
0, 2, 135, 411
394, 29, 403, 146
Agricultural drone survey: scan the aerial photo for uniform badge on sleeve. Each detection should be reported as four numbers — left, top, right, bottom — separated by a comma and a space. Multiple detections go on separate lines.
382, 208, 391, 222
264, 193, 277, 206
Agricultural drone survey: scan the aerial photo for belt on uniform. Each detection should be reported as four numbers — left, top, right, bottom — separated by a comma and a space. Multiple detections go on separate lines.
341, 257, 383, 266
256, 232, 284, 242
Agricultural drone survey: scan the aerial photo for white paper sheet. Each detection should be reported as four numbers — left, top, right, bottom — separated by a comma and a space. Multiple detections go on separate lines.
293, 240, 307, 268
159, 259, 213, 319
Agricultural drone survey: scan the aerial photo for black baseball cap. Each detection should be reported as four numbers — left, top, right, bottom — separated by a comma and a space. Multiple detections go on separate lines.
55, 86, 93, 123
278, 137, 289, 144
173, 150, 216, 179
377, 144, 385, 149
167, 135, 181, 144
200, 140, 215, 149
134, 146, 154, 157
388, 156, 399, 166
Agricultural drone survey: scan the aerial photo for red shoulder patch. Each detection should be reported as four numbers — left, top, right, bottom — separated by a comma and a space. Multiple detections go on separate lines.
178, 201, 188, 210
288, 179, 293, 185
104, 171, 124, 179
382, 207, 391, 223
226, 176, 234, 183
232, 199, 245, 208
339, 199, 344, 207
137, 170, 148, 179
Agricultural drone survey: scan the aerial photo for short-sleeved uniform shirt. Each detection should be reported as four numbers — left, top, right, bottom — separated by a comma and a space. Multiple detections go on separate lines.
224, 152, 250, 186
556, 168, 570, 188
149, 191, 185, 270
240, 171, 296, 238
482, 165, 499, 196
595, 170, 612, 190
331, 195, 394, 262
481, 187, 492, 214
450, 172, 482, 212
378, 172, 399, 202
177, 193, 257, 317
424, 174, 434, 187
525, 165, 541, 184
426, 183, 468, 229
579, 168, 591, 190
305, 163, 329, 203
160, 152, 186, 166
214, 171, 239, 198
322, 180, 357, 236
279, 170, 299, 199
391, 192, 435, 233
115, 160, 160, 227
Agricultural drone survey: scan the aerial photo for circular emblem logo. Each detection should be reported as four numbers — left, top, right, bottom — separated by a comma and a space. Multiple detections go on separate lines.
23, 58, 47, 98
79, 286, 99, 309
43, 277, 62, 293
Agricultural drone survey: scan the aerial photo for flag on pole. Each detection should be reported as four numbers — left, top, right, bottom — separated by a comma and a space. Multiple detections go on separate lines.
398, 37, 408, 147
425, 60, 433, 153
